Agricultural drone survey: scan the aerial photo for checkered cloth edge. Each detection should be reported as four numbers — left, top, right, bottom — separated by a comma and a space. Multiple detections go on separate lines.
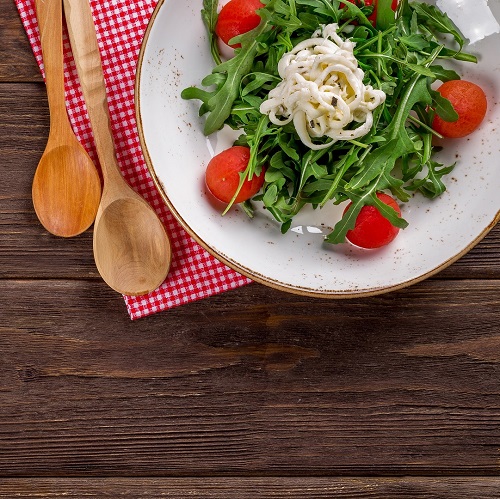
15, 0, 252, 319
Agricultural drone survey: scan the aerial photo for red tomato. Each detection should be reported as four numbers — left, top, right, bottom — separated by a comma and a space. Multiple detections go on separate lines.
344, 192, 401, 249
215, 0, 265, 48
432, 80, 487, 138
205, 146, 266, 204
344, 0, 398, 24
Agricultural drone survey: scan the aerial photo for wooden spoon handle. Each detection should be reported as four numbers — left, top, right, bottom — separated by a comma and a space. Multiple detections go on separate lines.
35, 0, 67, 127
62, 0, 123, 186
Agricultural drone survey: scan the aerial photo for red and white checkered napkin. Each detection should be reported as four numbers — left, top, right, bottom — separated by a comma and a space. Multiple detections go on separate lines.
15, 0, 252, 319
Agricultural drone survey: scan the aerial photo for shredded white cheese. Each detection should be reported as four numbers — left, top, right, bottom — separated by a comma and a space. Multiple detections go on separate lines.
259, 24, 386, 150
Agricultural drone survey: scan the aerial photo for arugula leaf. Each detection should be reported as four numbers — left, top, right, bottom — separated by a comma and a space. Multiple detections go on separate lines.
398, 34, 430, 50
372, 195, 408, 228
376, 0, 396, 31
430, 89, 459, 122
348, 76, 431, 190
205, 28, 273, 133
241, 72, 280, 95
201, 0, 222, 66
296, 0, 340, 21
428, 64, 461, 82
410, 2, 464, 50
407, 160, 456, 198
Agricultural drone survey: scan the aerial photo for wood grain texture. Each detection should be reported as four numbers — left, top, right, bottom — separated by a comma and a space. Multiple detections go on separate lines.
0, 0, 42, 82
1, 478, 500, 498
1, 280, 500, 476
0, 82, 99, 279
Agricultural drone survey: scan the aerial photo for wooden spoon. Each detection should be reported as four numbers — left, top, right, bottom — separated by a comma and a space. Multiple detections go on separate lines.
63, 0, 171, 296
32, 0, 101, 238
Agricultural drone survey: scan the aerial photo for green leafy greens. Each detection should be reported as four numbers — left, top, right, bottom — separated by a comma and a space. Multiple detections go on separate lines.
181, 0, 476, 244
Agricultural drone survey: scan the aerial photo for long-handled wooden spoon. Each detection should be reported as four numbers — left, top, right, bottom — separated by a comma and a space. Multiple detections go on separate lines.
63, 0, 171, 296
32, 0, 101, 238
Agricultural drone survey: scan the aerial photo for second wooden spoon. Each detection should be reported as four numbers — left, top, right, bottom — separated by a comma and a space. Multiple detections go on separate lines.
63, 0, 171, 296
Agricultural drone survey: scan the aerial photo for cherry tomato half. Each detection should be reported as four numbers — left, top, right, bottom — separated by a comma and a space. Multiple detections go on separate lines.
432, 80, 487, 138
344, 192, 401, 249
205, 146, 266, 204
215, 0, 265, 48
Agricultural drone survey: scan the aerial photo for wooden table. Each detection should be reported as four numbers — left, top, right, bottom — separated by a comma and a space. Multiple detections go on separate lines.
1, 0, 500, 496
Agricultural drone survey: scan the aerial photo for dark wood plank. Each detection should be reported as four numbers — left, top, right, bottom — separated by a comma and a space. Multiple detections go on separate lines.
0, 82, 98, 278
439, 227, 500, 278
1, 279, 500, 476
1, 477, 500, 498
0, 0, 42, 82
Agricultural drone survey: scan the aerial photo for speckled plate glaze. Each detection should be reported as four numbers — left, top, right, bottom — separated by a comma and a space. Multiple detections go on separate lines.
136, 0, 500, 297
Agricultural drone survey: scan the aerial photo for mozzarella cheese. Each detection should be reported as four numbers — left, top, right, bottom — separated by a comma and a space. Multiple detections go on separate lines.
259, 24, 386, 150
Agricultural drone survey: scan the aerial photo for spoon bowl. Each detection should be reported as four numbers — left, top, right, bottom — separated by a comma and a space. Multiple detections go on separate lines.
33, 140, 101, 238
33, 0, 101, 238
93, 196, 171, 296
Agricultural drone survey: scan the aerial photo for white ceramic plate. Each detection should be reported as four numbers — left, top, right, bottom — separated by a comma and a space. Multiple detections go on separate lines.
136, 0, 500, 297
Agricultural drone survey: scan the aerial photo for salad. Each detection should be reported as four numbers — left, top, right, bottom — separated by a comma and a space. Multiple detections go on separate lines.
181, 0, 487, 249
